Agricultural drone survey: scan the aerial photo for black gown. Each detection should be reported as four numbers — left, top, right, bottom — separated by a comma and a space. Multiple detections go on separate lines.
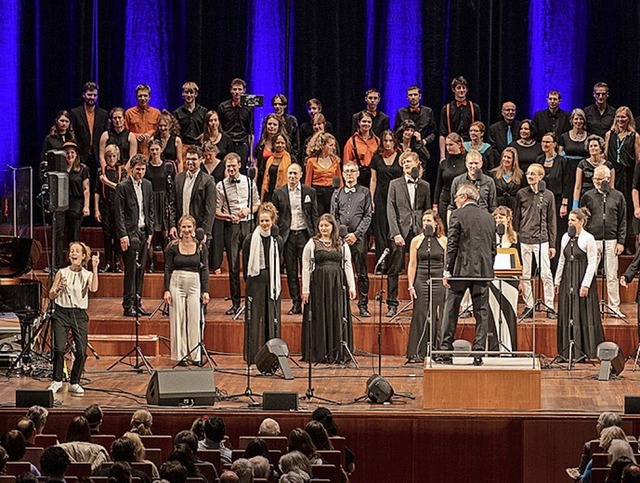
145, 162, 172, 232
242, 233, 282, 365
557, 238, 604, 359
370, 153, 403, 261
407, 236, 445, 359
302, 240, 353, 363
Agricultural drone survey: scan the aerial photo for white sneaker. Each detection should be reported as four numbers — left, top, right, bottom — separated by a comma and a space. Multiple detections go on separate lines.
69, 383, 85, 395
48, 381, 63, 393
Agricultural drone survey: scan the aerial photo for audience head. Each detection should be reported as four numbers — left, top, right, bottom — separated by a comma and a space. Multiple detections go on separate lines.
122, 432, 146, 462
65, 416, 92, 443
230, 458, 253, 483
600, 426, 627, 451
2, 429, 27, 461
40, 446, 70, 478
108, 461, 132, 483
26, 406, 48, 435
110, 437, 136, 463
203, 416, 226, 443
598, 412, 623, 432
130, 409, 153, 435
279, 472, 306, 483
287, 428, 318, 461
305, 421, 333, 451
624, 465, 640, 483
312, 407, 338, 437
248, 456, 269, 479
174, 430, 199, 454
279, 451, 312, 477
243, 438, 269, 459
0, 447, 7, 475
609, 439, 637, 466
219, 470, 240, 483
16, 417, 36, 444
258, 417, 281, 436
609, 456, 635, 483
15, 471, 38, 483
83, 404, 104, 433
159, 460, 187, 483
190, 418, 206, 441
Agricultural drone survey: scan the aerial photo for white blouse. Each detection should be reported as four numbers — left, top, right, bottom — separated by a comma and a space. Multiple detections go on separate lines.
56, 266, 93, 309
554, 229, 598, 288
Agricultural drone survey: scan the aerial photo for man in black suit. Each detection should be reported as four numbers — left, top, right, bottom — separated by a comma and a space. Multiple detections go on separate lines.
272, 163, 318, 314
439, 183, 496, 366
169, 146, 216, 243
532, 90, 571, 141
488, 101, 520, 154
386, 151, 431, 317
394, 85, 437, 147
115, 155, 154, 316
70, 82, 109, 169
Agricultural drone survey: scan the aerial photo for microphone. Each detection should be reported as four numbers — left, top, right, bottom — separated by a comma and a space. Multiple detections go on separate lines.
332, 176, 341, 190
410, 166, 420, 180
496, 223, 505, 236
537, 180, 546, 194
248, 167, 257, 180
195, 227, 205, 243
164, 162, 174, 176
374, 247, 391, 270
271, 225, 280, 237
601, 180, 610, 194
339, 225, 348, 238
130, 236, 141, 253
568, 225, 577, 238
424, 225, 434, 237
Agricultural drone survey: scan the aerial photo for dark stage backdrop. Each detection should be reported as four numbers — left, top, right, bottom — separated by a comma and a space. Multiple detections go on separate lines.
4, 0, 640, 179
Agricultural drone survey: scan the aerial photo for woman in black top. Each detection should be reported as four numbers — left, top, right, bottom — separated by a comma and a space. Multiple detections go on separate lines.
370, 130, 403, 266
491, 146, 524, 212
53, 142, 90, 269
163, 214, 209, 364
198, 110, 234, 162
202, 141, 226, 273
242, 202, 283, 364
41, 110, 75, 162
154, 110, 183, 173
434, 132, 467, 231
509, 119, 542, 173
395, 120, 429, 172
99, 107, 138, 170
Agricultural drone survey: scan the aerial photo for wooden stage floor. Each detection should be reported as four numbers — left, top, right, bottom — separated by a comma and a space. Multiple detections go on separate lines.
3, 352, 640, 413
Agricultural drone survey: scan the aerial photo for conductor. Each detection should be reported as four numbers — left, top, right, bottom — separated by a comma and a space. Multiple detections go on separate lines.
439, 183, 496, 366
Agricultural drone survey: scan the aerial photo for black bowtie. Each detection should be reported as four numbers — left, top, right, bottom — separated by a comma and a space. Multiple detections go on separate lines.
407, 179, 417, 184
229, 178, 241, 184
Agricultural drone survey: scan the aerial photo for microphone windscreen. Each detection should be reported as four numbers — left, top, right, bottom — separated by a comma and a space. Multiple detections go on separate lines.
601, 180, 610, 193
248, 167, 257, 180
271, 225, 280, 237
497, 223, 505, 236
332, 176, 341, 189
568, 225, 577, 238
164, 162, 174, 175
424, 225, 434, 237
195, 227, 205, 242
410, 166, 420, 180
538, 180, 546, 193
130, 236, 141, 252
339, 225, 348, 238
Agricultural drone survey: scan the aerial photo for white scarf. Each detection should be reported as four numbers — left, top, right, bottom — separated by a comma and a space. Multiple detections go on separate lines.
247, 227, 281, 300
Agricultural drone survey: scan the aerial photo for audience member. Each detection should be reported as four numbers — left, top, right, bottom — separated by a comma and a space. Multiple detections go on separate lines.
190, 418, 206, 441
83, 404, 104, 435
57, 416, 110, 471
167, 444, 207, 483
26, 406, 48, 436
40, 446, 69, 481
230, 458, 253, 483
106, 461, 133, 483
16, 418, 37, 446
258, 418, 281, 436
91, 437, 150, 483
15, 471, 38, 483
198, 416, 232, 465
278, 452, 312, 481
123, 432, 160, 478
278, 472, 305, 483
129, 409, 153, 435
623, 465, 640, 483
159, 460, 187, 483
219, 470, 240, 483
1, 430, 40, 475
608, 456, 635, 483
304, 421, 333, 451
247, 456, 269, 479
243, 439, 269, 460
286, 428, 322, 465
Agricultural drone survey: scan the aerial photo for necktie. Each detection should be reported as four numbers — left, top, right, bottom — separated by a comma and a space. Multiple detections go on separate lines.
507, 125, 513, 145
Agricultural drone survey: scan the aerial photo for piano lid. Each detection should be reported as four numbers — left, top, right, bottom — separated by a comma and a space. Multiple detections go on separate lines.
0, 236, 34, 278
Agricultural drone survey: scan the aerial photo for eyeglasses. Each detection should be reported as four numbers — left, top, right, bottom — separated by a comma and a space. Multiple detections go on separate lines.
344, 169, 358, 174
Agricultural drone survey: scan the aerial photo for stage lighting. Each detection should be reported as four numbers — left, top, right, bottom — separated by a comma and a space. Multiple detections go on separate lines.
597, 341, 625, 381
366, 374, 394, 404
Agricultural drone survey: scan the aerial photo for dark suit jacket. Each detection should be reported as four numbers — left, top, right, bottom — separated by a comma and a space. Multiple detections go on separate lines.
446, 202, 496, 288
532, 108, 571, 141
70, 105, 108, 162
488, 119, 521, 154
115, 178, 154, 239
172, 169, 217, 236
272, 184, 319, 244
386, 177, 431, 239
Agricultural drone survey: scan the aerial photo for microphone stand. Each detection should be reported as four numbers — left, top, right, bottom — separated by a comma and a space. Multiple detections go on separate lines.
598, 189, 625, 320
108, 241, 153, 374
151, 165, 175, 319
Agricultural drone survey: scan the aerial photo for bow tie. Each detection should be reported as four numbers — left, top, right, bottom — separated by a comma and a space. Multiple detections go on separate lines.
232, 101, 240, 108
345, 187, 356, 193
407, 179, 417, 184
409, 107, 421, 113
105, 166, 116, 171
456, 100, 468, 107
229, 178, 241, 184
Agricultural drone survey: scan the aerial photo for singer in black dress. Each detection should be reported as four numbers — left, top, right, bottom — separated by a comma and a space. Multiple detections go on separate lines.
301, 214, 356, 363
145, 140, 175, 257
406, 211, 446, 363
554, 208, 604, 360
434, 133, 467, 231
242, 203, 283, 364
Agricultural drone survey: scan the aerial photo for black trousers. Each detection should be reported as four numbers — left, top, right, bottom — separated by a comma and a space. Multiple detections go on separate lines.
224, 221, 251, 306
284, 230, 309, 307
122, 229, 148, 310
387, 232, 415, 307
99, 198, 120, 267
53, 201, 83, 268
209, 218, 225, 271
349, 238, 369, 309
441, 281, 489, 351
313, 185, 334, 215
51, 305, 88, 384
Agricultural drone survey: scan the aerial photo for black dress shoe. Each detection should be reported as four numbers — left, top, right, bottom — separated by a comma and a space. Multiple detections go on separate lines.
288, 305, 302, 315
386, 306, 397, 317
435, 356, 452, 365
406, 356, 422, 364
123, 308, 137, 317
114, 265, 123, 273
99, 263, 112, 273
225, 305, 240, 315
359, 307, 371, 317
176, 360, 189, 366
473, 356, 484, 366
137, 307, 151, 316
546, 309, 558, 320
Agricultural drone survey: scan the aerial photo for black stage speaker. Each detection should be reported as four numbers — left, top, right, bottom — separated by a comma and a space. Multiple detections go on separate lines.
255, 338, 293, 380
48, 172, 69, 212
597, 342, 625, 381
263, 391, 299, 410
16, 389, 54, 408
625, 396, 640, 414
146, 370, 216, 406
366, 374, 394, 404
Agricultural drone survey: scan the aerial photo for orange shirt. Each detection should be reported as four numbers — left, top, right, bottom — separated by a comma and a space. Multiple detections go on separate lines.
262, 152, 292, 199
342, 132, 380, 167
305, 155, 342, 187
124, 105, 161, 154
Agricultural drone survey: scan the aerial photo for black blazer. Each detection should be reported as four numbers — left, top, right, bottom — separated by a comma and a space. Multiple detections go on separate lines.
386, 177, 431, 239
488, 119, 521, 154
70, 105, 108, 162
446, 202, 496, 288
272, 184, 319, 244
532, 108, 571, 141
172, 169, 217, 236
115, 177, 154, 239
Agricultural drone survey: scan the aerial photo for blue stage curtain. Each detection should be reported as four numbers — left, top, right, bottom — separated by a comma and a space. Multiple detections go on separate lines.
0, 1, 21, 167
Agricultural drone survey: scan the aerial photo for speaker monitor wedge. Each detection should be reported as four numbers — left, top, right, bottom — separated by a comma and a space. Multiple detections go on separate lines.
146, 370, 216, 406
366, 374, 394, 404
16, 389, 54, 408
255, 338, 294, 380
263, 391, 299, 411
48, 172, 69, 212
